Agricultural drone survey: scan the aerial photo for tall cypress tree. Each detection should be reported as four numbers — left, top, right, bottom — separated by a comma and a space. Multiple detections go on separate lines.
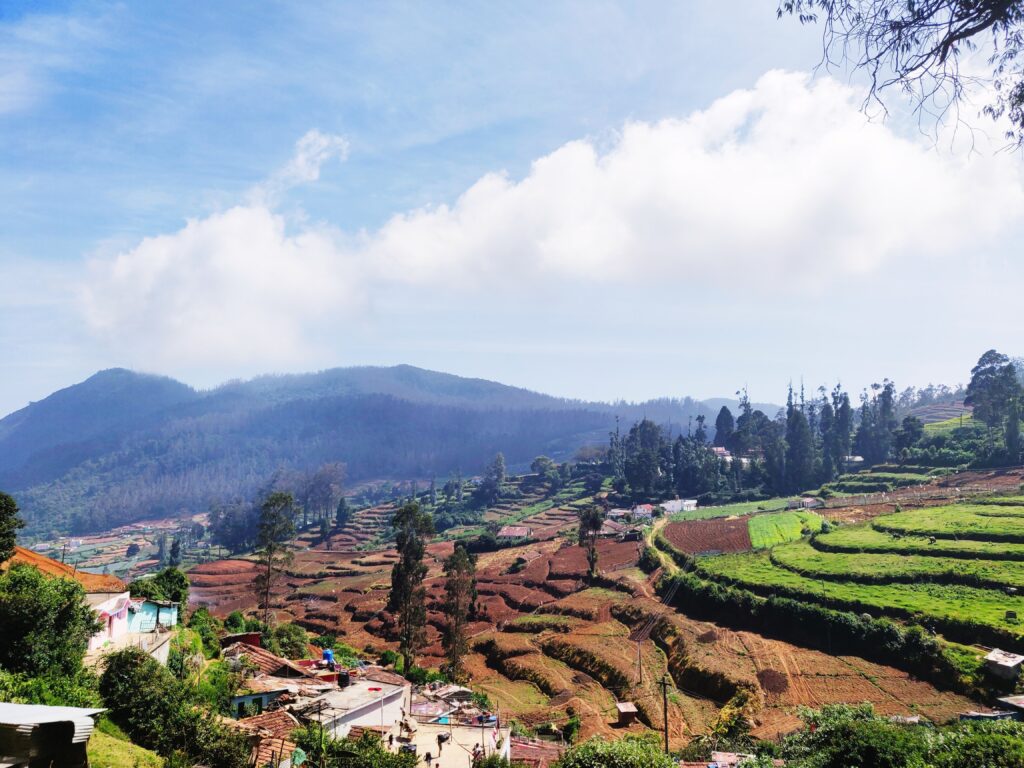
714, 406, 735, 448
441, 544, 477, 682
388, 502, 434, 673
784, 387, 815, 493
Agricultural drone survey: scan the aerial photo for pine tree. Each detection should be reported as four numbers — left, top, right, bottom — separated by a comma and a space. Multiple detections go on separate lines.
335, 497, 350, 529
577, 505, 605, 581
388, 502, 434, 673
784, 387, 815, 493
441, 544, 477, 682
252, 492, 296, 628
1007, 399, 1022, 462
168, 538, 181, 568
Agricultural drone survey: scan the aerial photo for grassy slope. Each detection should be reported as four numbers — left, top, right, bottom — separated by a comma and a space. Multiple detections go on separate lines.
88, 721, 163, 768
924, 414, 982, 434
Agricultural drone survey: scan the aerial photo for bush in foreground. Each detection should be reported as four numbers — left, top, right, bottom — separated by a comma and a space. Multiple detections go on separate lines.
99, 647, 250, 768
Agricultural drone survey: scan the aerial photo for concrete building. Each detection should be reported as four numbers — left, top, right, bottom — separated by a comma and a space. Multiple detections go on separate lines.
660, 499, 698, 514
397, 720, 511, 768
297, 677, 410, 739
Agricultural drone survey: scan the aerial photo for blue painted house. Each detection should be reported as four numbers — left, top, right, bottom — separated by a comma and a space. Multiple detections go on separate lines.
127, 598, 178, 632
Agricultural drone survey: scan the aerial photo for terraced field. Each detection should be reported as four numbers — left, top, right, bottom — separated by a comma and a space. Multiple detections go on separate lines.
771, 539, 1024, 589
872, 505, 1024, 541
673, 497, 1024, 650
814, 525, 1024, 559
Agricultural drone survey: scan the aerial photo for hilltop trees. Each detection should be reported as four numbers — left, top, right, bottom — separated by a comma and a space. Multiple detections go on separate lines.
388, 501, 434, 673
967, 350, 1023, 429
0, 492, 24, 564
474, 453, 507, 507
441, 543, 477, 682
784, 388, 816, 493
854, 381, 899, 466
623, 419, 664, 496
252, 491, 296, 628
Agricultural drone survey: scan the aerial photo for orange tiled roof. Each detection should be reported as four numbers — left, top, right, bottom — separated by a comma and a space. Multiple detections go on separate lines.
2, 546, 126, 594
235, 710, 299, 768
222, 642, 312, 678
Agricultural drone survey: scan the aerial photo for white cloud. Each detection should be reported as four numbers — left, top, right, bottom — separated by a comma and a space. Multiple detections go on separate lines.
82, 71, 1024, 370
82, 206, 365, 366
252, 129, 350, 204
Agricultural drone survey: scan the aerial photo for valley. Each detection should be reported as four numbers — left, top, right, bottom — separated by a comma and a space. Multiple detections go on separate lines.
185, 466, 1019, 748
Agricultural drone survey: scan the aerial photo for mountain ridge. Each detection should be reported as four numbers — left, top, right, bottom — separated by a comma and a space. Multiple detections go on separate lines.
0, 365, 778, 537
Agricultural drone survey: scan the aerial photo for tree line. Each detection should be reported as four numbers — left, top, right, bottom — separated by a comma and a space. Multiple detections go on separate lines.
608, 350, 1021, 503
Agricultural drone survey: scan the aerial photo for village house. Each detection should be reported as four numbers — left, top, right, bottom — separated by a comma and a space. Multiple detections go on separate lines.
223, 642, 340, 717
597, 519, 628, 538
660, 499, 698, 514
2, 547, 178, 664
787, 497, 824, 510
233, 709, 302, 768
495, 525, 532, 544
631, 504, 655, 522
296, 675, 410, 739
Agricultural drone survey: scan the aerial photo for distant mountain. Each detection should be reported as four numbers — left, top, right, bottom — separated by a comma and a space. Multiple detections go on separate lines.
0, 365, 775, 537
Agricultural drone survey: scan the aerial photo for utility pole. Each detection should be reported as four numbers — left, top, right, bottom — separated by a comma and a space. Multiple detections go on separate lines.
659, 674, 670, 754
637, 641, 643, 684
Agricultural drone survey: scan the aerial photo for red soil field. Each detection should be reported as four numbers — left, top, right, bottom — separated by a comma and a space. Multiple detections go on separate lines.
663, 517, 752, 554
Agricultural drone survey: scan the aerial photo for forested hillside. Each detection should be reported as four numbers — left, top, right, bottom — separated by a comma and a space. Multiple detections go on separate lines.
0, 365, 741, 537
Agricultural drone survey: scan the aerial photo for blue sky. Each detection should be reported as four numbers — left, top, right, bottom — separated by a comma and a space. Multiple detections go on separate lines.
2, 1, 1023, 416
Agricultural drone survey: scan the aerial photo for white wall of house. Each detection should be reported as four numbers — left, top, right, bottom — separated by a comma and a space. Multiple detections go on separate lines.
327, 687, 408, 739
85, 592, 131, 651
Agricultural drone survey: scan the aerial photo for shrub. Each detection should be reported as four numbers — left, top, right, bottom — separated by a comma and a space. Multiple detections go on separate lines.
99, 648, 250, 768
555, 736, 676, 768
293, 725, 416, 768
129, 567, 189, 605
186, 607, 222, 658
0, 564, 100, 677
272, 622, 310, 659
223, 610, 246, 634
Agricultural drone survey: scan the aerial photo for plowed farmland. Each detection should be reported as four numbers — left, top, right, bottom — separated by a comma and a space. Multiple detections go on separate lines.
662, 517, 752, 554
